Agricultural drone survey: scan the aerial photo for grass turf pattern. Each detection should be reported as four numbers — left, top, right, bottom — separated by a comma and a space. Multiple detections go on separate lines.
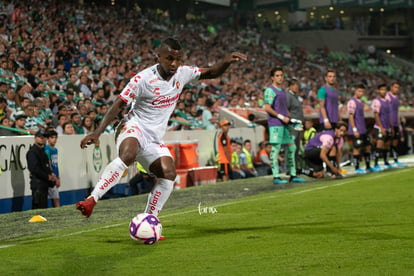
1, 168, 414, 275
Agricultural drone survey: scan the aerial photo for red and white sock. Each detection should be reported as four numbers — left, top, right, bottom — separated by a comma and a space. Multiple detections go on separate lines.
90, 157, 127, 202
145, 178, 174, 217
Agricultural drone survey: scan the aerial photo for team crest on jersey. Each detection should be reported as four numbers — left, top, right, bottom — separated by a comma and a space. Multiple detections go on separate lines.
176, 81, 180, 89
153, 88, 160, 95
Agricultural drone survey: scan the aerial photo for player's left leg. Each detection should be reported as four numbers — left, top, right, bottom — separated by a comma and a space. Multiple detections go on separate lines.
364, 144, 378, 172
286, 142, 306, 182
390, 128, 406, 167
383, 133, 394, 168
135, 142, 176, 217
352, 136, 366, 174
145, 156, 176, 217
52, 198, 60, 207
269, 126, 287, 184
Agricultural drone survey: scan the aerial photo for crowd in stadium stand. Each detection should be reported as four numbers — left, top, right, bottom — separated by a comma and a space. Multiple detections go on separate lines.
0, 1, 412, 151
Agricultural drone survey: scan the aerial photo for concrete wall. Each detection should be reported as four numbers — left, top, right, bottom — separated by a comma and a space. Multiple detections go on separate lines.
0, 126, 265, 213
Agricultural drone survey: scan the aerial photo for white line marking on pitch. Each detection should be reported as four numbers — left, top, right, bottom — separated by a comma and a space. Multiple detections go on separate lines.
0, 170, 404, 249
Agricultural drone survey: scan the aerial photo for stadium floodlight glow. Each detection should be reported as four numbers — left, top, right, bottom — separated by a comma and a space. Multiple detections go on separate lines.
340, 10, 344, 14
386, 49, 391, 54
274, 10, 279, 15
257, 13, 262, 18
380, 8, 384, 12
369, 8, 374, 12
329, 6, 334, 11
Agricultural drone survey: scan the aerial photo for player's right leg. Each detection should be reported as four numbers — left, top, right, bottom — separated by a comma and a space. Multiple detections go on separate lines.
269, 126, 287, 184
352, 138, 366, 174
76, 137, 139, 217
137, 143, 177, 217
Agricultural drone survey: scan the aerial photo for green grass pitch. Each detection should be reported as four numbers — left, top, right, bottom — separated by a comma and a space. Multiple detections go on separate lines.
1, 168, 414, 275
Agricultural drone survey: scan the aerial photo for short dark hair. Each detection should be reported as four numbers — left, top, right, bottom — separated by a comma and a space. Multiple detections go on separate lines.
335, 121, 348, 130
58, 114, 67, 120
70, 112, 80, 119
354, 83, 366, 90
325, 68, 336, 77
270, 66, 283, 77
377, 83, 387, 90
205, 98, 214, 108
288, 78, 298, 87
161, 38, 182, 51
46, 130, 58, 137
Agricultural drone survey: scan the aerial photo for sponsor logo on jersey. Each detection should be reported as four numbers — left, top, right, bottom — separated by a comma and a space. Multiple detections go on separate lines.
98, 170, 120, 190
149, 77, 160, 84
152, 93, 180, 108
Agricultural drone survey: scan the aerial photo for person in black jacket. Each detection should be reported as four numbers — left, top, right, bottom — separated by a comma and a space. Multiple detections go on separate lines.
26, 129, 57, 209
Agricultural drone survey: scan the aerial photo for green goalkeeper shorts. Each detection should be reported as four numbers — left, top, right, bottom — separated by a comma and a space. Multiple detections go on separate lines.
269, 126, 294, 145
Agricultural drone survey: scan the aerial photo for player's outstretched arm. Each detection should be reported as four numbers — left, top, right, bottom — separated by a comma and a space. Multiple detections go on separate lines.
80, 97, 126, 149
199, 52, 247, 80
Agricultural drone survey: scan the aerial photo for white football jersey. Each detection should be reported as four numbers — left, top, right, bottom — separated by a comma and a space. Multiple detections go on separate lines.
119, 64, 201, 142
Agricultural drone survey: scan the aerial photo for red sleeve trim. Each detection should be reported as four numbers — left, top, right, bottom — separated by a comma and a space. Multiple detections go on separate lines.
118, 94, 128, 103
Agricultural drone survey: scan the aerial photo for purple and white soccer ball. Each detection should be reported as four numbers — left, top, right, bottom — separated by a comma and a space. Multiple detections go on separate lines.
129, 213, 162, 245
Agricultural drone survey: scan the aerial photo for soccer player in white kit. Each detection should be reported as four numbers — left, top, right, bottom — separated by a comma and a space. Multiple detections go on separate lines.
76, 38, 247, 223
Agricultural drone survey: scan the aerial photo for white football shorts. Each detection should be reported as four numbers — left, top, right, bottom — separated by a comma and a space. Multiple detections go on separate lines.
115, 119, 172, 173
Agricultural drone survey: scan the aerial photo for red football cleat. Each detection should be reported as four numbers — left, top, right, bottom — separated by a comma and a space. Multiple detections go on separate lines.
159, 236, 166, 241
76, 196, 96, 217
